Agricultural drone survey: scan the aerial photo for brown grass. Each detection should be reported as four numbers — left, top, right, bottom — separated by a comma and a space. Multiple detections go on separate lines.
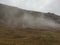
0, 26, 60, 45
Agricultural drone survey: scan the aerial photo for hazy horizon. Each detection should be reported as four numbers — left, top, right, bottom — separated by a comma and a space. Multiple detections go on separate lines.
0, 0, 60, 15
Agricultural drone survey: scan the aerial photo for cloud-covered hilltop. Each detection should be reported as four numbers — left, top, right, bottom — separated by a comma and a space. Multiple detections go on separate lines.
0, 4, 60, 29
0, 0, 60, 15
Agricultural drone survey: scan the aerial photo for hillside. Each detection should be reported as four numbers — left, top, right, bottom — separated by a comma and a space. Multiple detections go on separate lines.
0, 4, 60, 45
0, 4, 60, 29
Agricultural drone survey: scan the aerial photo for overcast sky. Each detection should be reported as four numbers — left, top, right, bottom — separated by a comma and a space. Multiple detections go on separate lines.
0, 0, 60, 16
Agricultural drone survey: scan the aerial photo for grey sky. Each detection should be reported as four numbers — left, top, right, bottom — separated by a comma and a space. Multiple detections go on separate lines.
0, 0, 60, 15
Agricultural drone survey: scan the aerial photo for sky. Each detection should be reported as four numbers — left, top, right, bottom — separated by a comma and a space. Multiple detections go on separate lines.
0, 0, 60, 16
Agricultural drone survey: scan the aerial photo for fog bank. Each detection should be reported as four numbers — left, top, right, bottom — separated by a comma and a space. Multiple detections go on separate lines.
0, 4, 60, 29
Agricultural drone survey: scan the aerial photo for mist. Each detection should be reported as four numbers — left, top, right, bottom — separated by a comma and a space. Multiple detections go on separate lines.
0, 4, 60, 29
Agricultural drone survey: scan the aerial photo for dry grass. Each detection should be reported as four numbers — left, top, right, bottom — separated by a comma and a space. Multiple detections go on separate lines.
0, 26, 60, 45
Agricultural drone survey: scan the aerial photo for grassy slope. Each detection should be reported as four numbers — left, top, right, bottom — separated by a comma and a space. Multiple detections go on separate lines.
0, 26, 60, 45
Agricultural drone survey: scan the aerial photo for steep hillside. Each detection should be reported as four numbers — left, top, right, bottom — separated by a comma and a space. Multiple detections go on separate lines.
0, 4, 60, 29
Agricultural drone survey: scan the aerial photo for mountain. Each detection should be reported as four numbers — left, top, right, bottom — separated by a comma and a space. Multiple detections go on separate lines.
0, 4, 60, 29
